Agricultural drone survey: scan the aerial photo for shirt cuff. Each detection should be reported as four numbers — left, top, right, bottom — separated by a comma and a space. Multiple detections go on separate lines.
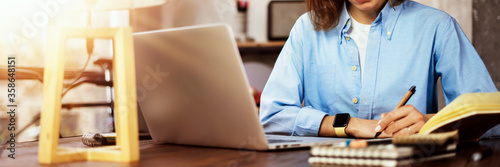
293, 106, 327, 136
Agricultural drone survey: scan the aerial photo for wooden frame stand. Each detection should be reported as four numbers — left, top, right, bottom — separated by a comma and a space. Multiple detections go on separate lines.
38, 27, 139, 164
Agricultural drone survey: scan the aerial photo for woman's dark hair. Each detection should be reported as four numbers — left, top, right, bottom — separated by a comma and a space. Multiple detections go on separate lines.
306, 0, 405, 31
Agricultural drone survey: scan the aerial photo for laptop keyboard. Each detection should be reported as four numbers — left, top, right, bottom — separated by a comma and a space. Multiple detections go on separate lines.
267, 139, 303, 143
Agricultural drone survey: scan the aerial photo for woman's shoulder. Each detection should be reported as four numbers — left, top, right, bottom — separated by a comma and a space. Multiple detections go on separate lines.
293, 12, 340, 37
401, 1, 454, 23
288, 12, 326, 40
294, 13, 315, 31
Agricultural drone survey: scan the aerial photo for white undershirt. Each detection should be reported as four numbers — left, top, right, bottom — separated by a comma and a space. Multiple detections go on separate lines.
347, 16, 371, 83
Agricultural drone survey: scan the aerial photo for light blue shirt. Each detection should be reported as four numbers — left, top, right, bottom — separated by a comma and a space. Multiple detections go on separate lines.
259, 1, 498, 136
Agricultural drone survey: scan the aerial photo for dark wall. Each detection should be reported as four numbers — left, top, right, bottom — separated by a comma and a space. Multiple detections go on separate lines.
473, 0, 500, 90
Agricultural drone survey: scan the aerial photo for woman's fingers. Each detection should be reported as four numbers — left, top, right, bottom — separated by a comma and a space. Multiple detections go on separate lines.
375, 105, 414, 132
392, 121, 425, 137
385, 110, 425, 134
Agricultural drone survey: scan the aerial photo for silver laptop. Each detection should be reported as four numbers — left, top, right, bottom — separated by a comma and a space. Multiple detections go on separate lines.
133, 24, 347, 150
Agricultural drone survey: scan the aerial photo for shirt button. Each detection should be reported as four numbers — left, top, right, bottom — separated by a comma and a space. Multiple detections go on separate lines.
346, 37, 351, 41
352, 98, 358, 104
387, 31, 392, 36
351, 66, 357, 71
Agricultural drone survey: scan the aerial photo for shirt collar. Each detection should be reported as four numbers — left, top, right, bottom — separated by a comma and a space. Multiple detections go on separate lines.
337, 1, 403, 43
378, 1, 403, 40
337, 3, 350, 44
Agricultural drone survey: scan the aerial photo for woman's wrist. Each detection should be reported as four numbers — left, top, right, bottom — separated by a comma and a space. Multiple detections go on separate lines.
318, 115, 335, 137
345, 117, 359, 137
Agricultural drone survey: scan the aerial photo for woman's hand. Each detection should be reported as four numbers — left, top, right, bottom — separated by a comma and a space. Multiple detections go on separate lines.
375, 105, 432, 137
346, 117, 392, 138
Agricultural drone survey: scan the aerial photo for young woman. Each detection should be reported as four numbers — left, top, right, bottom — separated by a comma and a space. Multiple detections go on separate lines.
259, 0, 497, 138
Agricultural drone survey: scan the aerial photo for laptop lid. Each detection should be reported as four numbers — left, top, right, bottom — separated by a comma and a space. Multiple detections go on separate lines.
133, 24, 269, 150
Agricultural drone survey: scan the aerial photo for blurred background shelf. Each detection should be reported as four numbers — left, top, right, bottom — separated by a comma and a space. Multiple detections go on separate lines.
237, 41, 285, 55
237, 41, 285, 48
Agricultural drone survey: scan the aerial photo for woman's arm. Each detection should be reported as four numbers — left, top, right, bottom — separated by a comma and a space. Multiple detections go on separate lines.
260, 15, 329, 136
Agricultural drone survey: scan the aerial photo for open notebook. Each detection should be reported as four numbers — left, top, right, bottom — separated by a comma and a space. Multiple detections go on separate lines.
419, 92, 500, 141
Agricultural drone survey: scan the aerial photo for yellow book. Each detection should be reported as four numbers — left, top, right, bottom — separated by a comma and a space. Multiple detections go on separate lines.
419, 92, 500, 141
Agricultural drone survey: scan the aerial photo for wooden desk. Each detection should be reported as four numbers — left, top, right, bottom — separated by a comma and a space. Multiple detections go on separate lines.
3, 137, 500, 166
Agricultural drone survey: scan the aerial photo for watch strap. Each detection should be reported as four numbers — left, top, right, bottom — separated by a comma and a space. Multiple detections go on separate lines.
334, 126, 348, 137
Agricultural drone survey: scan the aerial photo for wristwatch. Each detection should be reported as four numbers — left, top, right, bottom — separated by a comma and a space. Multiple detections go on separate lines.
332, 113, 351, 137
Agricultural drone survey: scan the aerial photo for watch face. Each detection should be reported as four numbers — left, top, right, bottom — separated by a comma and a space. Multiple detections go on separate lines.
333, 113, 350, 127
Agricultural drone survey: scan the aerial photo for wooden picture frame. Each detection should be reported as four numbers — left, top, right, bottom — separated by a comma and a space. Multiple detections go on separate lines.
38, 27, 139, 164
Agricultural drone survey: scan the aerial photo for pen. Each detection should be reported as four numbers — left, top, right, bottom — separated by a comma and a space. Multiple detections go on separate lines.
374, 85, 416, 139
